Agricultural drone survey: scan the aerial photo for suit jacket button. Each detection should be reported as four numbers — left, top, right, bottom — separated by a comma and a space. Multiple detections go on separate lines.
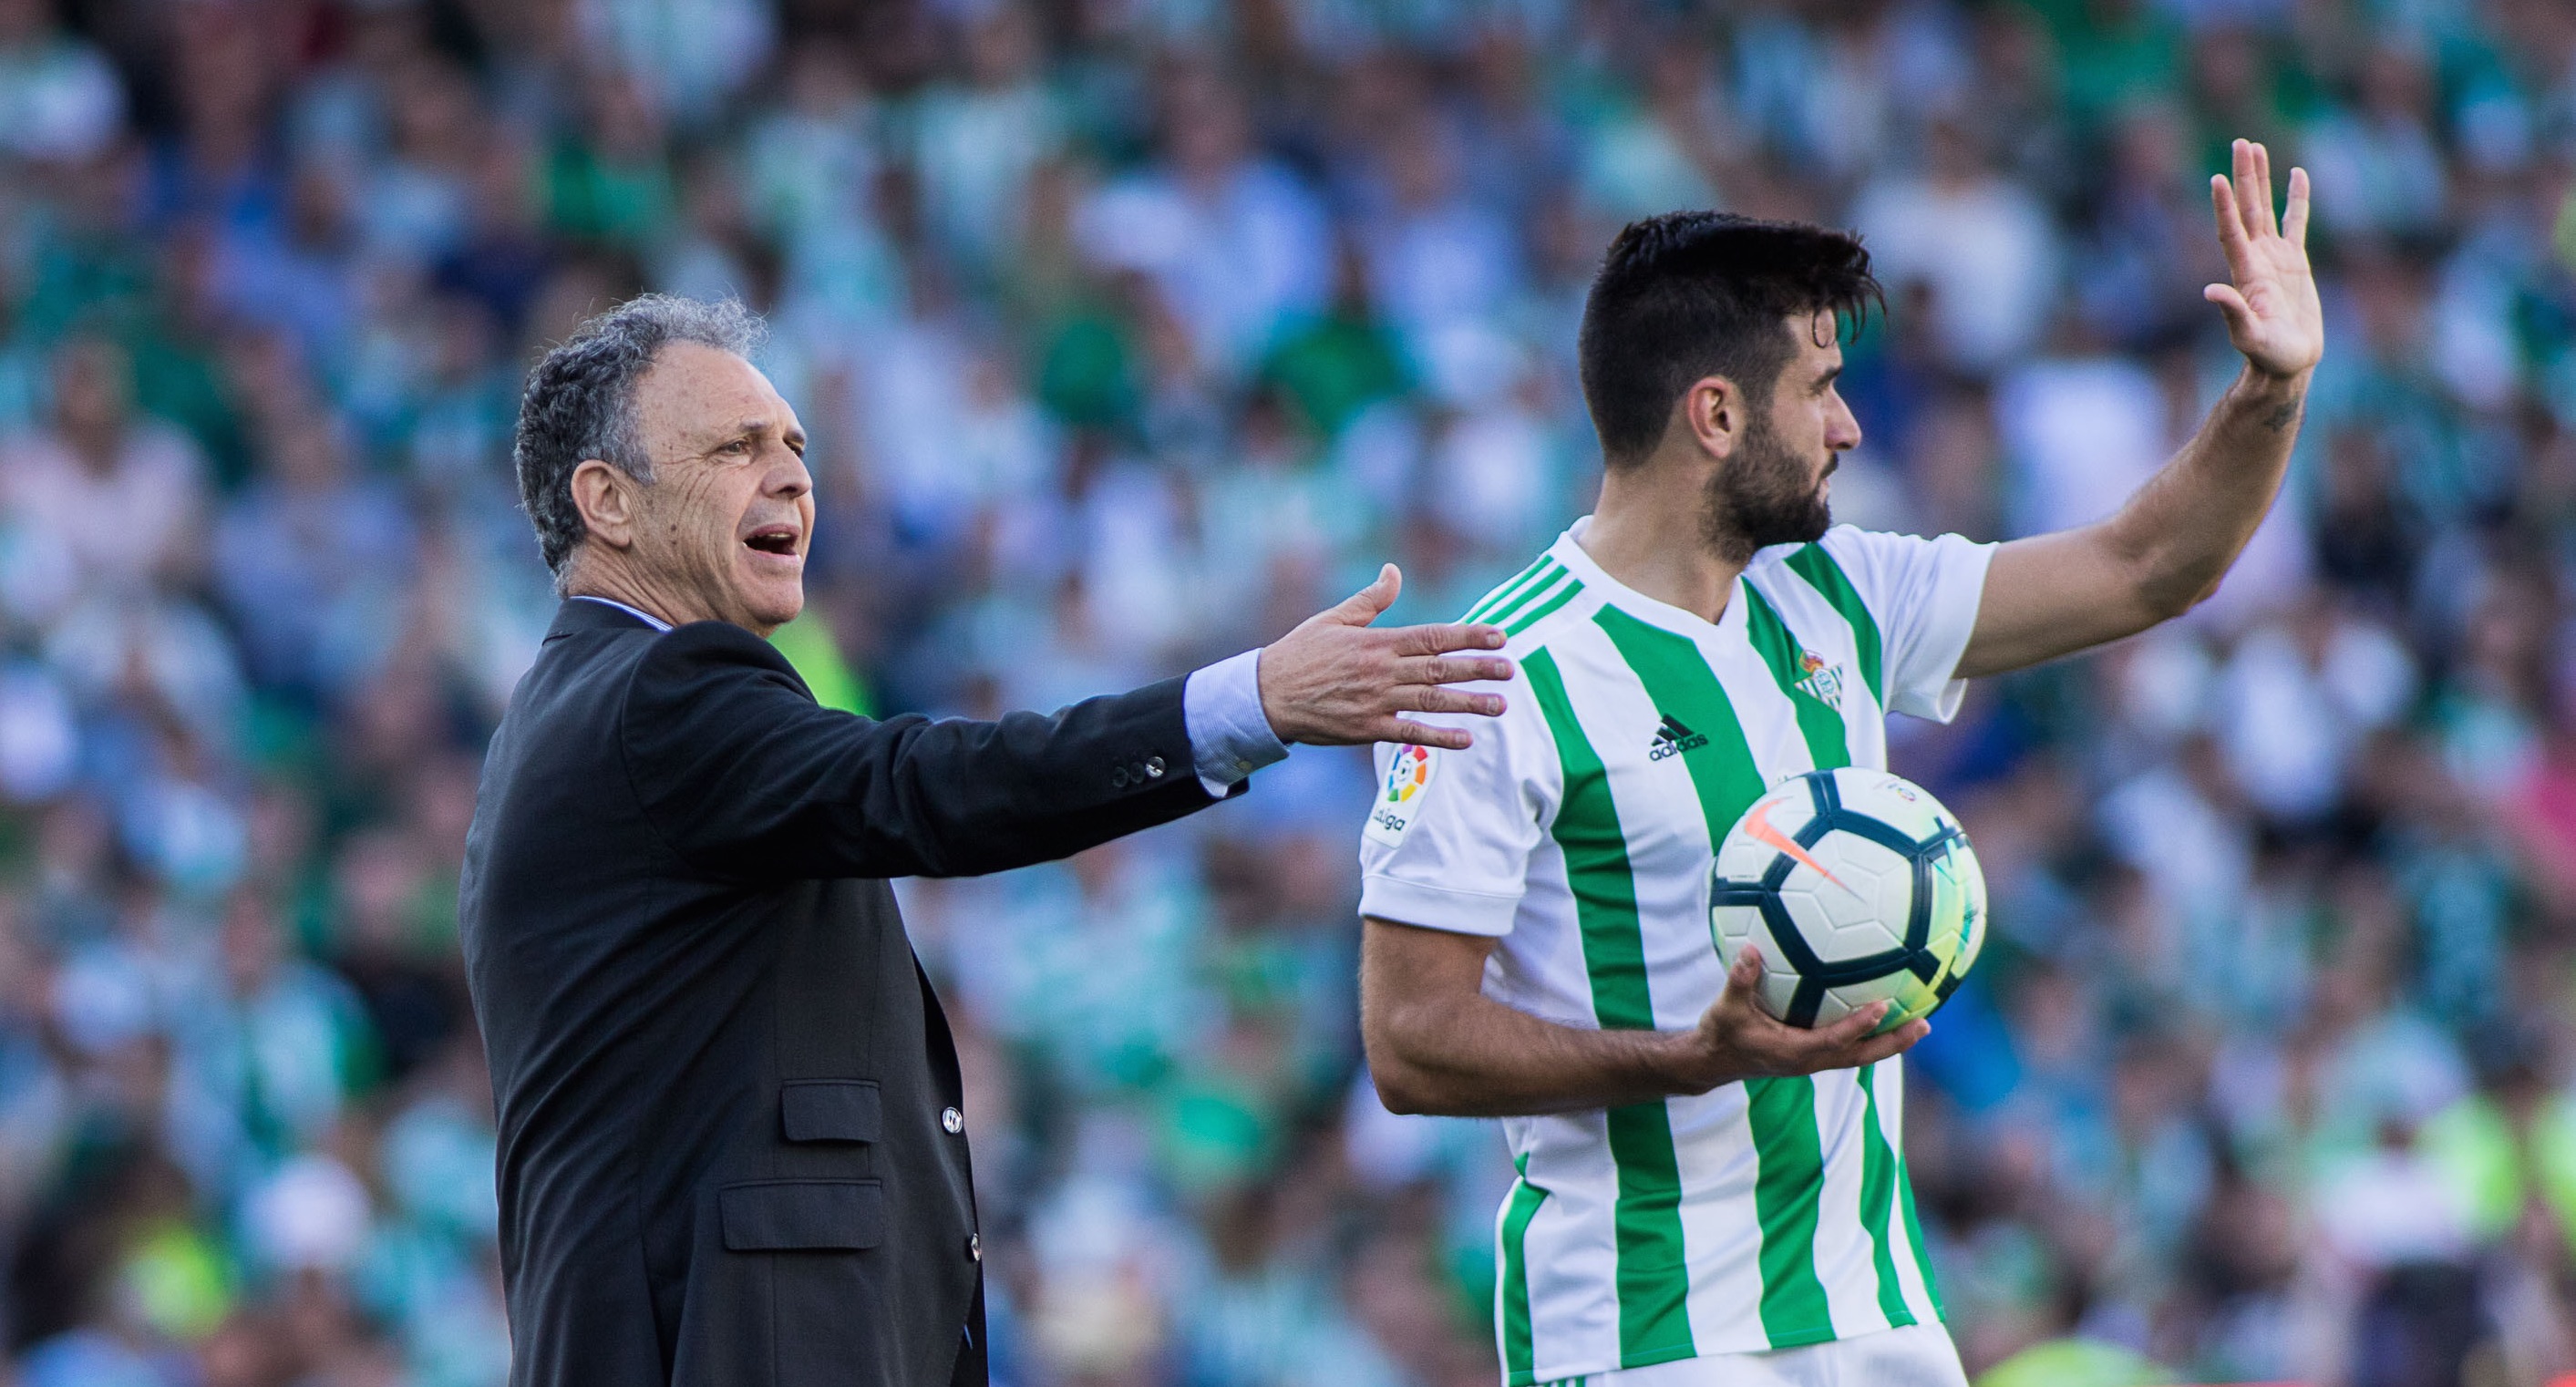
942, 1106, 963, 1134
1111, 767, 1129, 789
966, 1232, 982, 1261
1144, 755, 1165, 778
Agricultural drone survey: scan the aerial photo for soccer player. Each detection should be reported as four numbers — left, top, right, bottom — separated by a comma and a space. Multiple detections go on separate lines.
1356, 139, 2319, 1385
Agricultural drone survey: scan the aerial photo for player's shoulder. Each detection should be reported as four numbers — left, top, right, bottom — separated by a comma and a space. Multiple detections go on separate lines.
1450, 546, 1595, 656
1458, 548, 1571, 622
1751, 523, 1907, 570
1750, 524, 1944, 602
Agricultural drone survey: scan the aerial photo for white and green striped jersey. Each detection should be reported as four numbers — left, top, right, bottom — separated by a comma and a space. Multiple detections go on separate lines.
1359, 518, 1993, 1383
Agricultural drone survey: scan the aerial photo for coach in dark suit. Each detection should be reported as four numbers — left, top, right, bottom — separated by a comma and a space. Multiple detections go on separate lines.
459, 295, 1512, 1387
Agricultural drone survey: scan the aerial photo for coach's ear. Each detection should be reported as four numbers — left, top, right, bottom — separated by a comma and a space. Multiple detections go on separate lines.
1679, 375, 1745, 463
571, 457, 640, 551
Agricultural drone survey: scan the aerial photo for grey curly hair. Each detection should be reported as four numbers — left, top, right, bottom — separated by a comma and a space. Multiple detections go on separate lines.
512, 294, 768, 581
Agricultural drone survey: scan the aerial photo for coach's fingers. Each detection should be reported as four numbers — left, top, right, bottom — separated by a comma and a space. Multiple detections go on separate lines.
1383, 719, 1476, 750
1390, 685, 1507, 717
1396, 654, 1517, 686
1394, 621, 1508, 657
1321, 564, 1402, 627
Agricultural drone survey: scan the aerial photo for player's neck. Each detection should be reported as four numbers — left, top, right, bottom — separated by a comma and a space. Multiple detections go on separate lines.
1582, 462, 1744, 624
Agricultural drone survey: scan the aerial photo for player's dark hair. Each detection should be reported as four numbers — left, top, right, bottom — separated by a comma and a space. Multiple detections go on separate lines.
1578, 212, 1880, 467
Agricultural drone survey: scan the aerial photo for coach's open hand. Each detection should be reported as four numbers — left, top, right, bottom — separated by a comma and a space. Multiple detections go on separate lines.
1260, 564, 1513, 749
1662, 947, 1929, 1093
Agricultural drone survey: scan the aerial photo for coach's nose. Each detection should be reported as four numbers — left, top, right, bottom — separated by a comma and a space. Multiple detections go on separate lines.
766, 441, 812, 501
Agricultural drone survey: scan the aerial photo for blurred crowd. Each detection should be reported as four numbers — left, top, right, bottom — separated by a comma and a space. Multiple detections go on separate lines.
1, 0, 2574, 1383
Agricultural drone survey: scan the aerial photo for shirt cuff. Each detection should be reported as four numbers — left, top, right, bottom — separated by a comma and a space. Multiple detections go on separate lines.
1357, 876, 1522, 937
1891, 533, 1996, 724
1184, 648, 1289, 796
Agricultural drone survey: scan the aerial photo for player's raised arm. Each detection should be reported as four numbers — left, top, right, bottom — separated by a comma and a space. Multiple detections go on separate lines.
1954, 138, 2324, 679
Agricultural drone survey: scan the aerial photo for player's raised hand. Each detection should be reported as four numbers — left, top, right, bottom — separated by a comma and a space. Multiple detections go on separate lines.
1259, 564, 1514, 749
2205, 138, 2323, 382
1667, 946, 1928, 1092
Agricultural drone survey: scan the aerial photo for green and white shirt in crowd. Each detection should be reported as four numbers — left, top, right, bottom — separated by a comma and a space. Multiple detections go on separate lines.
1358, 518, 1993, 1383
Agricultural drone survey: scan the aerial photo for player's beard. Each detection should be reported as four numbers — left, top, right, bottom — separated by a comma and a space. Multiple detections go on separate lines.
1701, 412, 1832, 565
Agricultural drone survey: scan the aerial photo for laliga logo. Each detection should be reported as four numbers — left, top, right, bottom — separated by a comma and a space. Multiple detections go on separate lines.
1370, 745, 1437, 840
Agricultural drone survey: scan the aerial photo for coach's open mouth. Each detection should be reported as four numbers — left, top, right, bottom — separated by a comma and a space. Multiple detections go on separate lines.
743, 525, 800, 557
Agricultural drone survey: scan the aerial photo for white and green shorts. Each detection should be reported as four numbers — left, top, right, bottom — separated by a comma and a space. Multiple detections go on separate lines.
1543, 1323, 1967, 1387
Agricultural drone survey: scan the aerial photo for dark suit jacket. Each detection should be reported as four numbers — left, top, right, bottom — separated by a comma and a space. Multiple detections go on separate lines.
459, 599, 1222, 1387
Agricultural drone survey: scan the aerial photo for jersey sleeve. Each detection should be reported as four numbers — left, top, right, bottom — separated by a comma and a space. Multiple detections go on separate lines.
1812, 525, 1995, 724
1355, 689, 1548, 938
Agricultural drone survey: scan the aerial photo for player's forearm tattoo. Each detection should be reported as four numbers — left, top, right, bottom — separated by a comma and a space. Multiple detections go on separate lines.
2258, 390, 2305, 432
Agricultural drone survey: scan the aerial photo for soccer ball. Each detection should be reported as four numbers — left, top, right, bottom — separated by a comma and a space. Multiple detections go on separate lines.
1709, 767, 1986, 1034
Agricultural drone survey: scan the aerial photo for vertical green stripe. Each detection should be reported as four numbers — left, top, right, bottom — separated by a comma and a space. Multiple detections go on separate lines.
1855, 1064, 1917, 1328
1486, 564, 1571, 628
1467, 555, 1554, 622
1785, 544, 1882, 706
1588, 608, 1764, 847
1504, 578, 1583, 636
1500, 1152, 1551, 1383
1747, 1077, 1835, 1342
1741, 580, 1870, 1339
1602, 1106, 1692, 1363
1588, 606, 1834, 1347
1740, 584, 1850, 769
1897, 1153, 1944, 1316
1523, 650, 1695, 1365
1525, 650, 1654, 1029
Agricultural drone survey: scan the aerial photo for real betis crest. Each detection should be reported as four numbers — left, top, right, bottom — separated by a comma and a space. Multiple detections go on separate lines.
1795, 649, 1845, 712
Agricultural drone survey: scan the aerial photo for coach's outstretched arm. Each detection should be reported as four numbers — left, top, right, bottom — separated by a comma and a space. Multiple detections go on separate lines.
616, 566, 1513, 883
532, 312, 1519, 880
1955, 138, 2324, 679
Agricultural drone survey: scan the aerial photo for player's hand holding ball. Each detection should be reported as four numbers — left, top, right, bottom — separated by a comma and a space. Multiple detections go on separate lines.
1663, 949, 1931, 1093
1712, 769, 1986, 1030
1660, 768, 1986, 1092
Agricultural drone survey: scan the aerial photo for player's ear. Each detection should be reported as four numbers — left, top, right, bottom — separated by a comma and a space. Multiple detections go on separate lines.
1680, 375, 1741, 461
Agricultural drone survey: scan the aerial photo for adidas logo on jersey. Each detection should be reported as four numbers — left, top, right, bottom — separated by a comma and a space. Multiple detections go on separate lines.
1649, 714, 1708, 761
